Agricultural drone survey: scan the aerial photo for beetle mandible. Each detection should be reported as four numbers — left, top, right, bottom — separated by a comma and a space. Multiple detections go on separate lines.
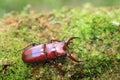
22, 36, 80, 73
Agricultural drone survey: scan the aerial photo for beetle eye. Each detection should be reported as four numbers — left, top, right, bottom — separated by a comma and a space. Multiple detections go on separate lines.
63, 46, 66, 50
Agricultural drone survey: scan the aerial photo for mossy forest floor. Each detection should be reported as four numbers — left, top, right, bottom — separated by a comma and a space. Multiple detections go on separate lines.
0, 5, 120, 80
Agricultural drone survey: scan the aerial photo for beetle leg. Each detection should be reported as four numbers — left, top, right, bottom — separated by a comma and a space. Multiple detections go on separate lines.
52, 61, 64, 73
23, 43, 36, 50
17, 43, 37, 52
22, 43, 37, 51
54, 62, 64, 73
30, 65, 40, 73
50, 39, 61, 43
67, 53, 80, 62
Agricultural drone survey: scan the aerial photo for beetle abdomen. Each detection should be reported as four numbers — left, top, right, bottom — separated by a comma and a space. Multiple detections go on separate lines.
22, 45, 47, 63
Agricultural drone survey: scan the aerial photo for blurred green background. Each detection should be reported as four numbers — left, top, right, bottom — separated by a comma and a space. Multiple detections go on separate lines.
0, 0, 120, 17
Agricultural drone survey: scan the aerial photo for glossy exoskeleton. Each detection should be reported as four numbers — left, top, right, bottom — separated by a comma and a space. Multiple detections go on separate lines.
22, 37, 80, 73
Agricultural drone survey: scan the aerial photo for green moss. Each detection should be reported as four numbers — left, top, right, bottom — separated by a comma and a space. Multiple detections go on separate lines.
0, 5, 120, 79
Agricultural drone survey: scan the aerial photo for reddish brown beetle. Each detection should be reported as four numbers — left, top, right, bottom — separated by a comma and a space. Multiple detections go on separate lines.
22, 37, 80, 72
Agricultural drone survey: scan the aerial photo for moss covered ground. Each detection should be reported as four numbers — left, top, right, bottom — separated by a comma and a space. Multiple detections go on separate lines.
0, 5, 120, 80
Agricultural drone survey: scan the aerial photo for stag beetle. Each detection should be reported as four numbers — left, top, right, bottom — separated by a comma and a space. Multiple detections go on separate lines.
22, 37, 80, 73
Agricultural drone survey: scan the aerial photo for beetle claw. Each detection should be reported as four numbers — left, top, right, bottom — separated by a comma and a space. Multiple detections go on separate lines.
67, 53, 80, 62
64, 37, 79, 49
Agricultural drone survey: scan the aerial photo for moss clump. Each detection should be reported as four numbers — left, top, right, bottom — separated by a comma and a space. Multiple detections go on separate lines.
0, 5, 120, 80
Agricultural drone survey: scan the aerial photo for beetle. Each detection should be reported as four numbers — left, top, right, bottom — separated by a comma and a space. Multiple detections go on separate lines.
22, 36, 80, 73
